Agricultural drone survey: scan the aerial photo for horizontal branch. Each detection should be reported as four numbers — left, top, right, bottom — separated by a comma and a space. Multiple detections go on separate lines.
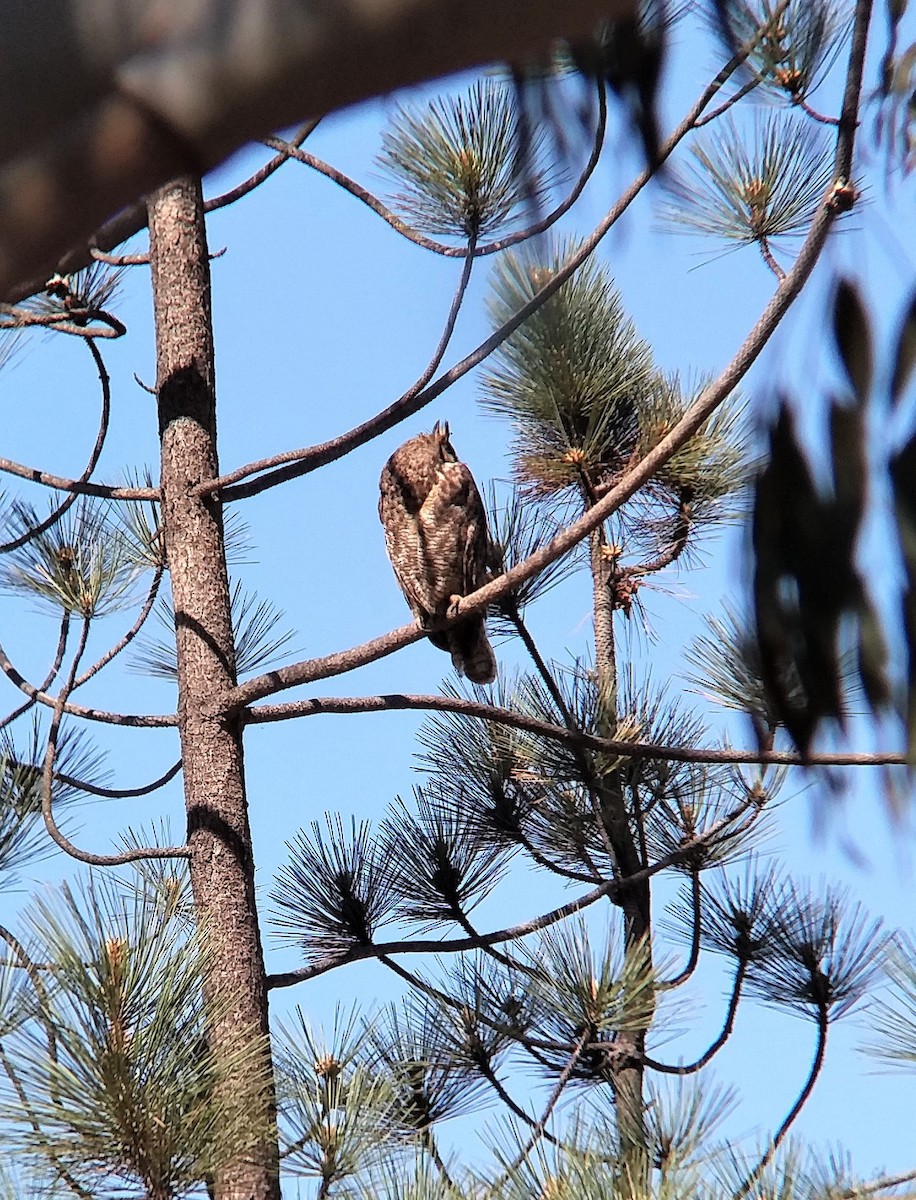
55, 758, 182, 799
243, 693, 906, 767
0, 455, 157, 500
0, 638, 176, 727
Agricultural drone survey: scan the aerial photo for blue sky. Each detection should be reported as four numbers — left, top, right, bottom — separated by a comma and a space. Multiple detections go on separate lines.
2, 3, 916, 1189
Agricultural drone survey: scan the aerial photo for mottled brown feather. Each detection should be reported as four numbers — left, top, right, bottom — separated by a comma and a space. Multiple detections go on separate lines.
379, 425, 496, 684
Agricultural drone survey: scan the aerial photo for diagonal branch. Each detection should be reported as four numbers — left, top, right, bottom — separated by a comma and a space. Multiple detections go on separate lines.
200, 34, 768, 504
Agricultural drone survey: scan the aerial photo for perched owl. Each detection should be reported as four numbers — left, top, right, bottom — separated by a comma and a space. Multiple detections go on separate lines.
379, 422, 497, 685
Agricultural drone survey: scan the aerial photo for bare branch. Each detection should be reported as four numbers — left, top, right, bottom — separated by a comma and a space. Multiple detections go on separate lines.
243, 692, 907, 768
206, 119, 321, 212
0, 637, 176, 727
72, 565, 164, 688
645, 961, 747, 1075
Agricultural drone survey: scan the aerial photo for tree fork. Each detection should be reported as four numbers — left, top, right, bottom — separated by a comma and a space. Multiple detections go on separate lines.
148, 176, 279, 1200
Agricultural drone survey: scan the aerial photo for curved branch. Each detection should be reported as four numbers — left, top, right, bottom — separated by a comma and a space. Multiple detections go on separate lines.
259, 82, 606, 261
733, 1010, 828, 1200
268, 878, 616, 989
0, 339, 112, 553
645, 960, 746, 1075
228, 165, 860, 714
40, 621, 188, 866
197, 221, 481, 501
72, 565, 164, 688
0, 305, 126, 338
200, 44, 759, 504
53, 758, 182, 800
242, 691, 907, 768
658, 869, 702, 991
205, 119, 321, 213
0, 612, 69, 732
0, 636, 176, 726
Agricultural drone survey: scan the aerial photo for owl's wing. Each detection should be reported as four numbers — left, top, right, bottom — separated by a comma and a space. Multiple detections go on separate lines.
453, 464, 490, 596
379, 468, 435, 624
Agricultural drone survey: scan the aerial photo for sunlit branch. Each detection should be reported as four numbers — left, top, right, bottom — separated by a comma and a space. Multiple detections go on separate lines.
658, 869, 702, 991
0, 637, 176, 726
72, 565, 164, 688
644, 960, 747, 1075
40, 620, 189, 865
229, 174, 861, 713
0, 304, 126, 338
206, 119, 321, 213
196, 221, 481, 501
759, 237, 786, 281
0, 612, 69, 732
733, 1009, 829, 1200
89, 247, 149, 266
0, 458, 157, 501
242, 691, 907, 768
200, 36, 765, 505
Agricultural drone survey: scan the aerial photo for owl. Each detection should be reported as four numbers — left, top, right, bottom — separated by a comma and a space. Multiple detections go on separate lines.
379, 422, 497, 685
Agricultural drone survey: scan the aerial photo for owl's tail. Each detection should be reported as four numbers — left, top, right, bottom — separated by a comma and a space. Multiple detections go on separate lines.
447, 618, 497, 685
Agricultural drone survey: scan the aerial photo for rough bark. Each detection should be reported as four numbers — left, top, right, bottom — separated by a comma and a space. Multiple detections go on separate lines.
590, 515, 652, 1186
148, 176, 278, 1200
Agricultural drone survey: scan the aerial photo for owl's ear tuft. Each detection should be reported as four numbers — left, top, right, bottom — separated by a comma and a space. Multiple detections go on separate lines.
432, 420, 450, 442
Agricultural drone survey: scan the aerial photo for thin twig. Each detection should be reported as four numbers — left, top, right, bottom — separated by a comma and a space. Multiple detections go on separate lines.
0, 612, 69, 731
72, 565, 164, 688
645, 960, 747, 1074
206, 119, 321, 212
0, 339, 112, 552
733, 1010, 828, 1200
658, 869, 702, 990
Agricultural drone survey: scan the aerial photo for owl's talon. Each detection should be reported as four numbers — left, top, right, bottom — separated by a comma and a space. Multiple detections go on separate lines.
448, 594, 463, 618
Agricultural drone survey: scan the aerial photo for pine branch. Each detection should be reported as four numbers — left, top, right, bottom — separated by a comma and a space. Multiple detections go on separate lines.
38, 621, 189, 866
243, 691, 909, 768
644, 960, 747, 1075
72, 564, 164, 688
0, 637, 177, 727
0, 613, 69, 733
206, 119, 320, 212
733, 1009, 829, 1200
198, 27, 770, 505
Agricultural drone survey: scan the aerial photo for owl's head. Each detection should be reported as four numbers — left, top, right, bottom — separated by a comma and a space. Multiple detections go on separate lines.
432, 420, 457, 463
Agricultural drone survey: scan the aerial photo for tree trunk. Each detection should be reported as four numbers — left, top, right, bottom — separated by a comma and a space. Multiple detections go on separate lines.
589, 517, 651, 1188
148, 176, 279, 1200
